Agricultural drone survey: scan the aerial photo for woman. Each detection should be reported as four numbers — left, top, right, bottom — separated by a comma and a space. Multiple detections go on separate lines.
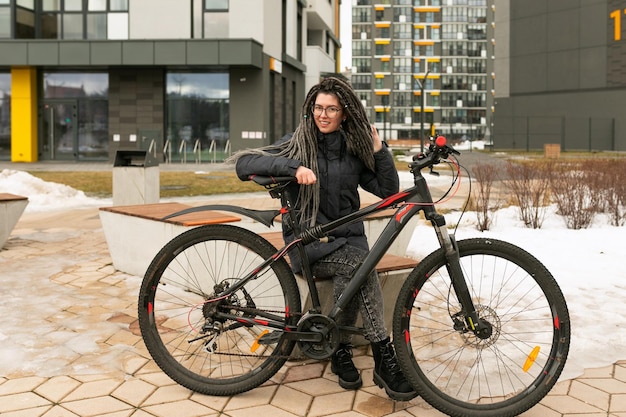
230, 77, 416, 401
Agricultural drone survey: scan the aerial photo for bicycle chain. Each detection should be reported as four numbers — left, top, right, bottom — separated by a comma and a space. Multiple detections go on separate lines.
206, 306, 308, 360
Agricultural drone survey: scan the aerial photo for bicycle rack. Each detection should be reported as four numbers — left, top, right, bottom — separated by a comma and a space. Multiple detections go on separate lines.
163, 138, 172, 164
179, 140, 187, 164
193, 139, 202, 164
147, 139, 157, 158
208, 140, 217, 163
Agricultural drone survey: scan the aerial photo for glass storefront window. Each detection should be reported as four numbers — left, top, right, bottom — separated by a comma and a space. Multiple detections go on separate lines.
166, 72, 229, 162
42, 73, 108, 160
0, 72, 11, 160
44, 73, 107, 98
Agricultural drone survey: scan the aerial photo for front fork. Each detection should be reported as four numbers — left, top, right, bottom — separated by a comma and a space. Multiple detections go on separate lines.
430, 214, 493, 339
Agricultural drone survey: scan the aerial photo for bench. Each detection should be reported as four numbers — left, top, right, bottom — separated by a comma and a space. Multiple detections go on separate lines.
99, 202, 242, 277
0, 193, 29, 249
99, 200, 421, 346
260, 231, 419, 346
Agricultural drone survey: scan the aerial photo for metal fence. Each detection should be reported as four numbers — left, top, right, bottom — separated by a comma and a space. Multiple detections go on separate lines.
493, 116, 623, 152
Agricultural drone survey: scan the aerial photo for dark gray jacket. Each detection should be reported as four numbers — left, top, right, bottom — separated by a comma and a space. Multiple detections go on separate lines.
235, 130, 399, 272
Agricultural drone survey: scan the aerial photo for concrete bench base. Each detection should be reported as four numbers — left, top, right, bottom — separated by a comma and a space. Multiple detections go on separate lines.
1, 193, 29, 249
260, 231, 418, 347
99, 202, 243, 277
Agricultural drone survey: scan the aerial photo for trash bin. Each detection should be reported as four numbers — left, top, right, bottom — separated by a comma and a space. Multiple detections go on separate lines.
112, 150, 160, 206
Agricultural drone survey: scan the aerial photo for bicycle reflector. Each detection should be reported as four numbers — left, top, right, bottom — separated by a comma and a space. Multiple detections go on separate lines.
435, 136, 447, 147
523, 345, 541, 372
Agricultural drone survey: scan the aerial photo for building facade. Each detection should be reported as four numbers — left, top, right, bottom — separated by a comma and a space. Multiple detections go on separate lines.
347, 0, 491, 146
0, 0, 342, 163
492, 0, 626, 151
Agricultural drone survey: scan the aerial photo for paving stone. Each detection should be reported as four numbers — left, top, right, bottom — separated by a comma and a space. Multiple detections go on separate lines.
541, 394, 603, 414
0, 392, 51, 413
35, 376, 81, 403
62, 378, 122, 402
141, 399, 220, 417
1, 405, 53, 417
282, 362, 325, 383
271, 385, 313, 415
61, 396, 133, 416
112, 378, 156, 407
225, 404, 298, 417
308, 391, 356, 416
353, 390, 395, 417
141, 384, 192, 406
40, 405, 81, 417
569, 380, 610, 410
223, 385, 277, 411
0, 376, 44, 394
611, 394, 626, 413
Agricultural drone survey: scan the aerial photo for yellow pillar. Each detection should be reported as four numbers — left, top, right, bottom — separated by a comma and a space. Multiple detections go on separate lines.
11, 67, 38, 162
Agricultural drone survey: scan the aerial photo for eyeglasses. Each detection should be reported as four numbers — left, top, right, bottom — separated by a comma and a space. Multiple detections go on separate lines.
312, 105, 342, 118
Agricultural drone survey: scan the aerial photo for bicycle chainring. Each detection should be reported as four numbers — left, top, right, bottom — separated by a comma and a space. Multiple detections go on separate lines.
296, 314, 340, 360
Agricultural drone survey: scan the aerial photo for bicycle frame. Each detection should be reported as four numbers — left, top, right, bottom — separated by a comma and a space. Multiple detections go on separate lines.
162, 143, 485, 340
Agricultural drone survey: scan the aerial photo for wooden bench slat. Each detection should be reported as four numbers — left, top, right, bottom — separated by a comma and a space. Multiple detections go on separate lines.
0, 193, 28, 202
99, 202, 240, 227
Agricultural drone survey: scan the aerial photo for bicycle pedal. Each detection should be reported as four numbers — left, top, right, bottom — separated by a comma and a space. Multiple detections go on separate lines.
258, 330, 283, 345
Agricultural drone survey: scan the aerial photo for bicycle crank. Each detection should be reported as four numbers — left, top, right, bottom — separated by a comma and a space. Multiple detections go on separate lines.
296, 314, 340, 360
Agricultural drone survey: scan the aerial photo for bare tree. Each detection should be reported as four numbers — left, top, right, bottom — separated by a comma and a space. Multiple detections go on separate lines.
504, 160, 552, 229
471, 163, 501, 231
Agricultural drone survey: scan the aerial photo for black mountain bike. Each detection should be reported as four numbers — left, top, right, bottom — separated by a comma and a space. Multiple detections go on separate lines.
138, 136, 570, 417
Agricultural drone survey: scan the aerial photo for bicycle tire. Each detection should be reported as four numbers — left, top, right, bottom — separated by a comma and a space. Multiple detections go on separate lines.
393, 238, 570, 417
138, 224, 301, 396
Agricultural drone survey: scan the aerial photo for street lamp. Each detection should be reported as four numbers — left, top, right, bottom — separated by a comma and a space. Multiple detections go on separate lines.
417, 70, 430, 153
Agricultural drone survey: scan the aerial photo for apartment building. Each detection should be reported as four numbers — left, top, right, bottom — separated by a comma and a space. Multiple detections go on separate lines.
347, 0, 491, 146
0, 0, 341, 162
492, 0, 626, 151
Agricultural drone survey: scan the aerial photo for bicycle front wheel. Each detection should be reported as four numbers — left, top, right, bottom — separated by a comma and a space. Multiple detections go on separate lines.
393, 238, 570, 417
138, 224, 301, 396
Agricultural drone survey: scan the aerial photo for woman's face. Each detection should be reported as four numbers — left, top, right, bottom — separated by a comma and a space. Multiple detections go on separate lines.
312, 92, 345, 134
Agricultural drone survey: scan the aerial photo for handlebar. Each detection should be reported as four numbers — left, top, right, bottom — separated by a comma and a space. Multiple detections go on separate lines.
409, 136, 460, 172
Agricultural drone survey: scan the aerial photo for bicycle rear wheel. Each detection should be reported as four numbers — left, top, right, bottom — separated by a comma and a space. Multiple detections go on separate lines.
393, 238, 570, 417
138, 224, 300, 396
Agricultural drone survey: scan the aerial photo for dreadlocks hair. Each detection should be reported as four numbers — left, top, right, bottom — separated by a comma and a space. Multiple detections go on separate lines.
226, 76, 377, 227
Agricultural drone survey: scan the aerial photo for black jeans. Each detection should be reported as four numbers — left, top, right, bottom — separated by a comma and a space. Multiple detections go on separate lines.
311, 244, 388, 344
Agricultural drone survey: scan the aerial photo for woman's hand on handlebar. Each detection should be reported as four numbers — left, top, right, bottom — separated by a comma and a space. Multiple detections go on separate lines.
295, 166, 317, 185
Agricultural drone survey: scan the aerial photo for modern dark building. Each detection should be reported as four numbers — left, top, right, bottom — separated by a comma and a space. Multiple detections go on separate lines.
492, 0, 626, 151
0, 0, 342, 163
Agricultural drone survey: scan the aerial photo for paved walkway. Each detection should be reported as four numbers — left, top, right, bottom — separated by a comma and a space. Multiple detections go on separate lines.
1, 159, 625, 416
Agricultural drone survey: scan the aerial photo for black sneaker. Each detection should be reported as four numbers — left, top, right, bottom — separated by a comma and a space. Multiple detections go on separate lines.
330, 344, 363, 390
371, 338, 418, 401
